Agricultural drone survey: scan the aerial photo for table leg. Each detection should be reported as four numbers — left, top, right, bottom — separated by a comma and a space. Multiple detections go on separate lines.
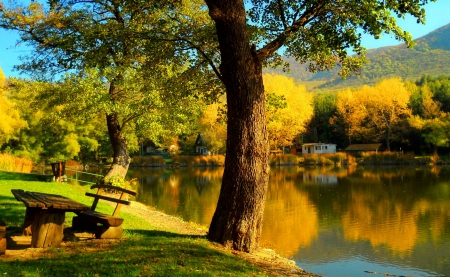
23, 208, 40, 236
31, 211, 65, 248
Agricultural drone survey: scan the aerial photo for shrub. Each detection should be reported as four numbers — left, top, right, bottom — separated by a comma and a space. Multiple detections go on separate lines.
269, 154, 299, 166
303, 153, 348, 166
131, 156, 165, 167
359, 151, 416, 165
172, 155, 225, 167
429, 153, 440, 165
0, 153, 33, 173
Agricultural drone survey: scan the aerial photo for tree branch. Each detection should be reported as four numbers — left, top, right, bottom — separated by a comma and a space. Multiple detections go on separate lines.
256, 3, 325, 61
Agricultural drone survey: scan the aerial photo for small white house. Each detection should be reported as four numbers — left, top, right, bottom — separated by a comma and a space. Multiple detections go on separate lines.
302, 143, 336, 155
195, 133, 210, 155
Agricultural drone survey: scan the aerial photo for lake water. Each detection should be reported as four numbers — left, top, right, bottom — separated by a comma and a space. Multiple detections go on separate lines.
78, 165, 450, 277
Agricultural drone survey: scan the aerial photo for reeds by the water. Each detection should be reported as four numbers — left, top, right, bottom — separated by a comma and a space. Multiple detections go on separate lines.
131, 156, 166, 167
0, 153, 33, 173
172, 155, 225, 167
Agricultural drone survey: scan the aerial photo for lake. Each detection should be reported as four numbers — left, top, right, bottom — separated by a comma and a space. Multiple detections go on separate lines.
77, 165, 450, 277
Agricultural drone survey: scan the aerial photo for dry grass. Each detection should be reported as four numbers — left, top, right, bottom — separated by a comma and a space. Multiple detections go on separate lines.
0, 153, 33, 173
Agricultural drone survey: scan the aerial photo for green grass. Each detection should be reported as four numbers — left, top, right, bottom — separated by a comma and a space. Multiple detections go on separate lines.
0, 170, 271, 277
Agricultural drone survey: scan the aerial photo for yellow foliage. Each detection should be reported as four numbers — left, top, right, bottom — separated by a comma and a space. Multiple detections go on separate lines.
0, 68, 27, 144
263, 73, 314, 149
335, 78, 412, 148
199, 101, 227, 154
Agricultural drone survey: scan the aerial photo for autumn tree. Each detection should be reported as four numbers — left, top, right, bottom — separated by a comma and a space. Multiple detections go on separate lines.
203, 0, 434, 252
199, 100, 227, 154
0, 0, 215, 181
263, 73, 313, 151
358, 78, 412, 151
333, 89, 368, 146
0, 68, 26, 146
5, 77, 107, 162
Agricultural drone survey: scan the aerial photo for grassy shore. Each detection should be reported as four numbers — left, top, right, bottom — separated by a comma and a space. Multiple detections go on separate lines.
0, 170, 315, 277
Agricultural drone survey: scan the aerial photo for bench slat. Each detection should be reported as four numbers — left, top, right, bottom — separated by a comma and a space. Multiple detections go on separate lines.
90, 185, 137, 196
78, 210, 124, 227
85, 193, 131, 205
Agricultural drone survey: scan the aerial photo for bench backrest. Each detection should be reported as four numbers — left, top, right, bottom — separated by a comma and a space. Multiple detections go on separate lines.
86, 185, 137, 216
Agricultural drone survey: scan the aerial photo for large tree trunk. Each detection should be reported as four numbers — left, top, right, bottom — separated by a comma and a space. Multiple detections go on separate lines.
206, 0, 270, 253
102, 82, 130, 182
103, 112, 130, 181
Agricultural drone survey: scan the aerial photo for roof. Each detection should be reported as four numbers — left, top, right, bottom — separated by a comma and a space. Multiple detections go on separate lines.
195, 133, 206, 146
302, 143, 336, 146
345, 144, 382, 151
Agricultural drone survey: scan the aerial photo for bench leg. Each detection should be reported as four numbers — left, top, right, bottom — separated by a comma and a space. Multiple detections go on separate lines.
23, 208, 39, 236
0, 238, 6, 255
72, 216, 97, 231
95, 226, 123, 239
31, 211, 65, 248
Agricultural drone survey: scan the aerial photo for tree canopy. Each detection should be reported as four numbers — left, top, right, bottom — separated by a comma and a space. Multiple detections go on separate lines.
0, 68, 26, 145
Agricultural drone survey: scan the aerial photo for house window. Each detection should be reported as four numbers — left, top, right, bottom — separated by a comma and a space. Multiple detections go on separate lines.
325, 146, 328, 149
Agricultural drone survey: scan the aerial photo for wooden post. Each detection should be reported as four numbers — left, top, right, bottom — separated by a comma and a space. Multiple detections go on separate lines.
31, 211, 65, 248
0, 218, 6, 255
23, 208, 39, 236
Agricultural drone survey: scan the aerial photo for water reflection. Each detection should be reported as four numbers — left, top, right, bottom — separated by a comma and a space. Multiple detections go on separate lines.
123, 165, 450, 277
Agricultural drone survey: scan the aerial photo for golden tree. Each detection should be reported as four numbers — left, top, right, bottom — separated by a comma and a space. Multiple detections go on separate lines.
334, 89, 368, 145
335, 78, 411, 150
199, 100, 227, 154
0, 69, 27, 145
263, 74, 313, 151
359, 78, 412, 151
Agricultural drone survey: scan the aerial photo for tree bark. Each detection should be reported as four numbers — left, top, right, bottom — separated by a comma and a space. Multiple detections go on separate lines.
206, 0, 270, 253
103, 82, 131, 181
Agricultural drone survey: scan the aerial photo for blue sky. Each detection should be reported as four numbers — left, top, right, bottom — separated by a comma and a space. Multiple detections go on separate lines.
1, 1, 449, 78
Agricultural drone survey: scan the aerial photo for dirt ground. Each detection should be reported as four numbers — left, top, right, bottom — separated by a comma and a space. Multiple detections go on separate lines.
3, 201, 318, 277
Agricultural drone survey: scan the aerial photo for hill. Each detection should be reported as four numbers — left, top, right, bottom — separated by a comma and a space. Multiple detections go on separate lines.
266, 23, 450, 91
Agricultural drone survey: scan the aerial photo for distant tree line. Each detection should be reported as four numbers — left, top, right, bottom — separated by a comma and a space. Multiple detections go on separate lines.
305, 75, 450, 155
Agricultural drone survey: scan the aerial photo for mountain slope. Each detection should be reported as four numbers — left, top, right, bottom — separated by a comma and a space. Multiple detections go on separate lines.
267, 23, 450, 91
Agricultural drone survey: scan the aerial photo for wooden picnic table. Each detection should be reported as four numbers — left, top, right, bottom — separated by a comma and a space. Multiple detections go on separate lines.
11, 189, 90, 248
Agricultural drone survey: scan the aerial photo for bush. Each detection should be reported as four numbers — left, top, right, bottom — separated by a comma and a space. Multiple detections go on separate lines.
172, 155, 225, 167
131, 156, 165, 167
303, 153, 348, 166
359, 151, 416, 165
0, 153, 33, 173
270, 154, 300, 166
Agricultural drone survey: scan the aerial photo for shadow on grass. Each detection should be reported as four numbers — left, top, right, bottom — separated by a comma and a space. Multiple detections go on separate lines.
0, 229, 264, 277
0, 170, 52, 182
0, 194, 27, 230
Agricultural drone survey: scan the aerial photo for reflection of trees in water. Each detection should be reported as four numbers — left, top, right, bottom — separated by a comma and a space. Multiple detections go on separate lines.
127, 167, 224, 226
261, 169, 319, 257
124, 166, 450, 261
342, 191, 419, 255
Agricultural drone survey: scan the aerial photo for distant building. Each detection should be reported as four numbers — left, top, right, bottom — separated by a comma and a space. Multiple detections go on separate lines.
302, 143, 337, 155
195, 133, 210, 155
345, 144, 383, 155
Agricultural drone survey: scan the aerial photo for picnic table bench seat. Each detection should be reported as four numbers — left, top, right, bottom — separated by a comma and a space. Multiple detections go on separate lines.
72, 184, 137, 239
0, 218, 6, 255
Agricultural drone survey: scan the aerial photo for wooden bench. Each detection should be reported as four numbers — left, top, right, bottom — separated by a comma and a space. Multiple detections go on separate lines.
72, 184, 137, 239
0, 218, 6, 255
